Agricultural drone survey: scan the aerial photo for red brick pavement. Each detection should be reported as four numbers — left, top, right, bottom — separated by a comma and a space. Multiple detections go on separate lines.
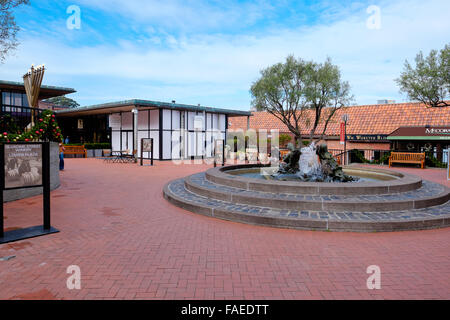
0, 159, 449, 300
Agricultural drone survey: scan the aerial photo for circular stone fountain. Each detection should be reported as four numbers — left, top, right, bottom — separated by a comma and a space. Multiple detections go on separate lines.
164, 163, 450, 232
164, 144, 449, 232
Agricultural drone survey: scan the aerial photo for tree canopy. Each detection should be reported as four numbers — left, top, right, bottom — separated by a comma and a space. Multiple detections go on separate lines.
250, 55, 352, 144
396, 43, 450, 108
44, 96, 80, 109
0, 0, 30, 62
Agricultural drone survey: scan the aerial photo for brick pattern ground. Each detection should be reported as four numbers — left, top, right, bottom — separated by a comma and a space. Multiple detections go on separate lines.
0, 159, 449, 300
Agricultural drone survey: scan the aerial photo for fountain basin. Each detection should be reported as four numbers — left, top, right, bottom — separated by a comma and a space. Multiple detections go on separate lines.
163, 164, 450, 232
206, 164, 422, 195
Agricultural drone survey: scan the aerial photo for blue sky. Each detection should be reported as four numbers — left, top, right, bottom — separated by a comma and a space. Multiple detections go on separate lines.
1, 0, 449, 110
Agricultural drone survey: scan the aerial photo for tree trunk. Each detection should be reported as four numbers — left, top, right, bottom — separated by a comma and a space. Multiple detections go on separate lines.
295, 134, 302, 149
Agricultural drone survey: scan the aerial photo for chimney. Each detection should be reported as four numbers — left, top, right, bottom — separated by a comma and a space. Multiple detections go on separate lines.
377, 99, 396, 104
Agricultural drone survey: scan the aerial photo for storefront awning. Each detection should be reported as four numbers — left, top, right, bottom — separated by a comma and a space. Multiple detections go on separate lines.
388, 126, 450, 141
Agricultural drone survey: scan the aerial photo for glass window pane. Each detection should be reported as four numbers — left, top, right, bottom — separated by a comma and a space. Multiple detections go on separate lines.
22, 94, 29, 107
13, 93, 22, 106
2, 92, 11, 105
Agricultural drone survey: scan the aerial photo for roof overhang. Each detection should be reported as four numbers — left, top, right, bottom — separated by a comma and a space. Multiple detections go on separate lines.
388, 126, 450, 141
0, 80, 76, 100
56, 99, 252, 118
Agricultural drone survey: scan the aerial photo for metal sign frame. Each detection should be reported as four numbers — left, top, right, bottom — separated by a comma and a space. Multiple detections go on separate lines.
140, 138, 154, 166
0, 142, 59, 243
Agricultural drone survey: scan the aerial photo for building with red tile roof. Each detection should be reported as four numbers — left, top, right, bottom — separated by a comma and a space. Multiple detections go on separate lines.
228, 101, 450, 156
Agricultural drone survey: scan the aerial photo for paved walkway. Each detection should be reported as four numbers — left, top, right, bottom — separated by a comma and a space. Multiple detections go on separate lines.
0, 159, 449, 300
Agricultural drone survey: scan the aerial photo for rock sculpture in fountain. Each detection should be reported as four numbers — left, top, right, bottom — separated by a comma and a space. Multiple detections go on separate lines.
277, 143, 355, 182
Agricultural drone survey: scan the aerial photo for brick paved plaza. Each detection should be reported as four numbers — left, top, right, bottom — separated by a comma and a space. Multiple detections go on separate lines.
0, 159, 449, 299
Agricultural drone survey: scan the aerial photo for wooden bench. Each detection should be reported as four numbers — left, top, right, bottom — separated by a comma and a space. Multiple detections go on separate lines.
63, 145, 87, 158
389, 152, 425, 169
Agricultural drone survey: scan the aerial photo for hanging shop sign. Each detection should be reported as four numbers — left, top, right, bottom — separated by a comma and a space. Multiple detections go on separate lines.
346, 134, 388, 141
340, 122, 345, 145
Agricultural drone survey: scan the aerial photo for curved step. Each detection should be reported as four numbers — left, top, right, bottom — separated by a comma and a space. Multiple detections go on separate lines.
205, 165, 423, 195
185, 173, 450, 212
164, 178, 450, 232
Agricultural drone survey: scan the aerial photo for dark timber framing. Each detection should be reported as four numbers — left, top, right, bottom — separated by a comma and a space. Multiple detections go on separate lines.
57, 100, 251, 161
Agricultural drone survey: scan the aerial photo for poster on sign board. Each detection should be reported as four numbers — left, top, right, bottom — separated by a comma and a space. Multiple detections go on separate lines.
4, 144, 43, 189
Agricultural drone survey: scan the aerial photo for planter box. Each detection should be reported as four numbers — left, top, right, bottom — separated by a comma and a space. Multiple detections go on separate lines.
94, 149, 103, 157
103, 149, 111, 157
86, 150, 95, 158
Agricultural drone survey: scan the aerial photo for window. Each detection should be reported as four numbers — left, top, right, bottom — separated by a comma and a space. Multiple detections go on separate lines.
13, 92, 22, 106
2, 91, 11, 105
23, 94, 29, 107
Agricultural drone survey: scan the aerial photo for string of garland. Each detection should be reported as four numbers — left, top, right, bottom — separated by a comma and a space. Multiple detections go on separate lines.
0, 110, 62, 143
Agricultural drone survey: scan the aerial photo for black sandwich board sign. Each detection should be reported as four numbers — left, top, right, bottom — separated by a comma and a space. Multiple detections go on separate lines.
140, 138, 154, 166
0, 142, 59, 244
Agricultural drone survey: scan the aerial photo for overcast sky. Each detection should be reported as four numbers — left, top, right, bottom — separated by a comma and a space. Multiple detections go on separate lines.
1, 0, 449, 110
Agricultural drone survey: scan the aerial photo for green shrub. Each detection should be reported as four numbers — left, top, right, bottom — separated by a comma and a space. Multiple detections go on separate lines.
279, 133, 292, 147
84, 143, 112, 150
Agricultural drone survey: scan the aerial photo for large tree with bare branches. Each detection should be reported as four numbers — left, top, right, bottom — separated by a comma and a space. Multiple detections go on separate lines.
0, 0, 30, 63
250, 55, 352, 146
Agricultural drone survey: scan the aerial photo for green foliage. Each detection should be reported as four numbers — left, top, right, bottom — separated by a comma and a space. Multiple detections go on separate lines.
279, 133, 291, 146
250, 55, 352, 142
0, 114, 19, 133
0, 110, 63, 142
84, 143, 111, 150
396, 43, 450, 108
0, 0, 30, 62
353, 150, 392, 165
44, 95, 80, 109
425, 152, 447, 168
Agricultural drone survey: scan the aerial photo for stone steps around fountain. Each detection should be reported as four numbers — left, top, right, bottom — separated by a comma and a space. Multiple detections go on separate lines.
184, 173, 450, 212
163, 178, 450, 232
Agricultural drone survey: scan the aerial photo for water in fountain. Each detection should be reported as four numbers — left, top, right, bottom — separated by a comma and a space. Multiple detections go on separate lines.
273, 142, 356, 182
296, 142, 322, 180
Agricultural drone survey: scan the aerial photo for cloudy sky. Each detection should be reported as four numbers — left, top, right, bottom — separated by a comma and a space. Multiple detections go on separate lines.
1, 0, 449, 110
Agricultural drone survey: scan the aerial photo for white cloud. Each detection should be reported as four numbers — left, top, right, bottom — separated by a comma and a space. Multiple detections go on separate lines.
1, 0, 449, 108
76, 0, 275, 33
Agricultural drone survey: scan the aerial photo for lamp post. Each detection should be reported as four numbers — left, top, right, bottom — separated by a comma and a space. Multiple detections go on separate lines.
132, 108, 138, 163
342, 114, 349, 165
